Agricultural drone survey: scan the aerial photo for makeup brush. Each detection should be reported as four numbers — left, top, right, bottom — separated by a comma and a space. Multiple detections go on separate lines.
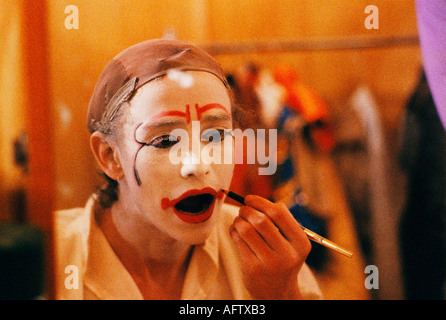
222, 189, 353, 258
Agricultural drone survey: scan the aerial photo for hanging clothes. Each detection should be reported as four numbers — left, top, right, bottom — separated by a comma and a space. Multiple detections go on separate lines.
333, 84, 404, 299
255, 65, 370, 299
272, 64, 335, 153
399, 70, 446, 300
330, 99, 372, 263
227, 65, 273, 202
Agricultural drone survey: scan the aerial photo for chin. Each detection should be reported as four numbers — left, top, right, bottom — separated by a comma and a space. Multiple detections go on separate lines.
174, 213, 219, 245
166, 193, 226, 244
171, 201, 223, 245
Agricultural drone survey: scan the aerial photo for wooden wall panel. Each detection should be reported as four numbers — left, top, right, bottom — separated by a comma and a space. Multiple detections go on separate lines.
0, 1, 25, 222
21, 0, 56, 298
207, 0, 420, 129
0, 1, 27, 222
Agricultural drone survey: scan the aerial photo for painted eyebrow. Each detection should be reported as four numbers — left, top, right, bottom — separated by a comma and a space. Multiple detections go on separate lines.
138, 118, 187, 133
143, 105, 191, 127
139, 113, 231, 137
138, 103, 230, 132
195, 103, 229, 120
200, 112, 232, 123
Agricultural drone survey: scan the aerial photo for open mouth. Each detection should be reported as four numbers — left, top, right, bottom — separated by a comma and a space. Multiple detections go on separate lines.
174, 193, 215, 215
161, 188, 224, 224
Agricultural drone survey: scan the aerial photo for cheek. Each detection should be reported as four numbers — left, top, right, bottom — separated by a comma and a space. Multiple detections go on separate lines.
131, 146, 178, 185
129, 163, 175, 222
212, 162, 235, 187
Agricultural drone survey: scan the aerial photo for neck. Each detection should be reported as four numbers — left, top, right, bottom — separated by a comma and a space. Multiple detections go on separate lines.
98, 200, 193, 299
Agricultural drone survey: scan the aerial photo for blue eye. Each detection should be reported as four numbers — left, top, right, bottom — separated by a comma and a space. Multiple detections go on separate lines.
149, 135, 181, 149
202, 129, 230, 143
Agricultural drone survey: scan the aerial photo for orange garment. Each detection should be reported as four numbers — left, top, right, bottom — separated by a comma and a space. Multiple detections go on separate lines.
273, 65, 335, 153
228, 63, 274, 201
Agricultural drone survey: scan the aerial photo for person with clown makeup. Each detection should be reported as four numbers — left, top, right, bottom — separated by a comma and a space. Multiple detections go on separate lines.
54, 39, 323, 300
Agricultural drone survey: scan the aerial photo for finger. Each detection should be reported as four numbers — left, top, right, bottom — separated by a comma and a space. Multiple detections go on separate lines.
229, 224, 259, 266
244, 195, 307, 245
232, 215, 273, 261
238, 205, 291, 251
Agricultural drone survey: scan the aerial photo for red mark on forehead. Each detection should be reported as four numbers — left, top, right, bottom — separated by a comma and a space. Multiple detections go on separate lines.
144, 103, 229, 126
148, 104, 191, 124
195, 103, 229, 120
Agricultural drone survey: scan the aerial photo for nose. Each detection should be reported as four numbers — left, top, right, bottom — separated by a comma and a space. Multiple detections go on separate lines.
180, 151, 210, 178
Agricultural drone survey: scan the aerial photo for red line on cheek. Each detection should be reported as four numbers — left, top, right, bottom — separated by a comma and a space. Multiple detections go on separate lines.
216, 189, 224, 200
195, 103, 229, 120
161, 198, 171, 210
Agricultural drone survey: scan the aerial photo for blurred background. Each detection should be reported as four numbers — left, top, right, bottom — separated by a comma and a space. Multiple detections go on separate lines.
1, 0, 444, 300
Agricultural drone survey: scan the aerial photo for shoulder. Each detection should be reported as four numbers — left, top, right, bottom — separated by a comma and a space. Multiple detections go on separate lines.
53, 196, 96, 299
54, 197, 94, 253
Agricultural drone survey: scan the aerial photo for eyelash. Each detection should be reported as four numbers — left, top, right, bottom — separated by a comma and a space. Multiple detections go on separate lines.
148, 129, 232, 149
148, 135, 180, 149
202, 129, 232, 143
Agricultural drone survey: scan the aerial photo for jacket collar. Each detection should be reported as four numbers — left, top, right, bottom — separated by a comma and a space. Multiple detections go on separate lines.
83, 198, 220, 300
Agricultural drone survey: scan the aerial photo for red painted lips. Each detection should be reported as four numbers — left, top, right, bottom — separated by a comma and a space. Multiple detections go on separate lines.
161, 188, 224, 224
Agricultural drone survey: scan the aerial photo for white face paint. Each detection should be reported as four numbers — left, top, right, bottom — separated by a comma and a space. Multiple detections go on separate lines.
113, 71, 234, 245
166, 69, 195, 88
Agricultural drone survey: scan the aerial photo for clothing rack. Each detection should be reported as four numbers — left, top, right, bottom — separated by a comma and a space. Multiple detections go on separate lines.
201, 34, 419, 55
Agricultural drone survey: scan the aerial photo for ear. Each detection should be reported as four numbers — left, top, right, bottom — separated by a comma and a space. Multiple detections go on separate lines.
90, 132, 124, 181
